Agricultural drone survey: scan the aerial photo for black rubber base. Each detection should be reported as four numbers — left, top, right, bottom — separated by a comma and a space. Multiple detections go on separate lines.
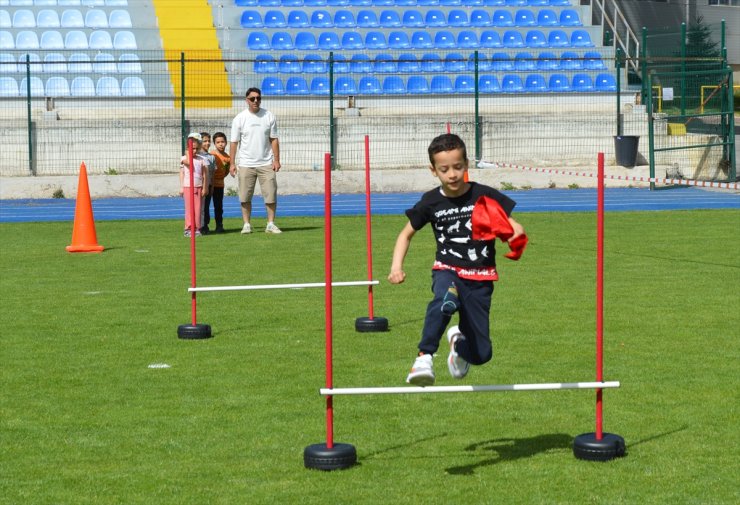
573, 432, 626, 461
177, 323, 212, 340
355, 316, 389, 332
304, 443, 357, 470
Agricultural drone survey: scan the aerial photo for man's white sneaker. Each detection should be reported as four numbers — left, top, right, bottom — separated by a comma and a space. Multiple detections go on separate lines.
446, 326, 470, 379
265, 222, 282, 234
240, 223, 252, 234
406, 354, 435, 386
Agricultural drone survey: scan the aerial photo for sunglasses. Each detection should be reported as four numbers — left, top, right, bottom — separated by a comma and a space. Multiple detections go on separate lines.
247, 96, 261, 103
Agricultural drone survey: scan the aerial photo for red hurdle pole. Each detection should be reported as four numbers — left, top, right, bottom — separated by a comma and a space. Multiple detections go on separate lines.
188, 138, 198, 325
596, 151, 605, 440
324, 151, 334, 449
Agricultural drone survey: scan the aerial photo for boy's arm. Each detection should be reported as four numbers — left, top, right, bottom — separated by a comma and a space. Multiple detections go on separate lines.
388, 222, 416, 285
507, 216, 525, 242
179, 166, 184, 195
202, 163, 210, 195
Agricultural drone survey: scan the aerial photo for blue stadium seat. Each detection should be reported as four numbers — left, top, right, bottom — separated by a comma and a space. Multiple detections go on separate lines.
559, 51, 581, 70
425, 9, 446, 27
430, 75, 453, 93
16, 53, 41, 73
235, 0, 259, 4
503, 30, 525, 48
467, 53, 492, 71
311, 10, 333, 27
548, 0, 572, 5
342, 31, 364, 49
264, 10, 287, 28
491, 52, 513, 70
483, 0, 505, 4
358, 76, 382, 94
434, 31, 456, 48
0, 53, 16, 72
536, 9, 558, 26
304, 0, 328, 4
525, 30, 547, 47
113, 31, 136, 49
524, 73, 547, 92
570, 29, 593, 47
548, 30, 569, 47
382, 75, 405, 94
492, 10, 514, 27
240, 10, 263, 28
261, 76, 285, 95
505, 0, 527, 5
90, 30, 113, 49
96, 76, 120, 96
10, 0, 32, 4
501, 74, 524, 92
285, 76, 310, 95
20, 76, 44, 96
439, 0, 462, 5
411, 31, 433, 49
295, 32, 317, 50
594, 73, 617, 91
302, 54, 326, 73
515, 9, 536, 26
106, 0, 131, 4
310, 76, 329, 95
40, 31, 64, 49
331, 54, 349, 72
0, 12, 10, 29
118, 53, 141, 73
0, 77, 19, 97
121, 76, 146, 96
402, 10, 424, 27
514, 52, 536, 70
357, 10, 379, 27
454, 75, 475, 93
444, 52, 466, 72
548, 73, 570, 92
364, 31, 387, 49
480, 30, 503, 48
373, 0, 393, 5
559, 9, 581, 26
421, 53, 443, 71
457, 30, 478, 48
108, 10, 132, 28
60, 9, 84, 28
85, 9, 108, 28
470, 9, 491, 27
247, 32, 269, 50
417, 0, 439, 5
398, 53, 421, 72
447, 9, 469, 26
350, 53, 372, 72
571, 73, 593, 91
271, 32, 293, 50
334, 76, 357, 95
288, 10, 309, 28
43, 53, 66, 73
379, 9, 401, 27
327, 0, 350, 5
537, 51, 558, 69
395, 0, 417, 4
93, 53, 116, 73
350, 0, 371, 4
462, 0, 484, 5
407, 75, 430, 94
16, 31, 39, 50
478, 74, 501, 93
13, 9, 35, 28
388, 31, 410, 49
258, 0, 280, 5
374, 53, 396, 72
334, 9, 356, 27
279, 54, 301, 73
583, 51, 606, 70
527, 0, 549, 4
68, 52, 92, 72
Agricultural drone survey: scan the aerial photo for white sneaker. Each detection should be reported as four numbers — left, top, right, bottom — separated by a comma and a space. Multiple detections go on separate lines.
446, 326, 470, 379
406, 354, 435, 386
240, 223, 252, 234
265, 222, 282, 234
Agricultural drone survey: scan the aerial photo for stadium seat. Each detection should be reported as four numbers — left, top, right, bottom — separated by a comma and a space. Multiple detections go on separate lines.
12, 9, 35, 28
45, 76, 70, 97
411, 31, 433, 49
341, 31, 363, 49
537, 51, 558, 69
85, 9, 108, 28
0, 77, 19, 97
106, 0, 130, 4
548, 73, 570, 92
350, 0, 371, 4
373, 0, 393, 5
524, 73, 547, 92
330, 54, 349, 72
407, 75, 430, 94
570, 29, 594, 47
43, 53, 67, 73
484, 0, 506, 5
121, 76, 146, 96
374, 53, 396, 72
357, 10, 379, 27
109, 10, 132, 28
16, 53, 41, 73
302, 54, 326, 73
327, 0, 350, 5
258, 0, 280, 5
304, 0, 328, 4
491, 52, 513, 70
10, 0, 33, 4
264, 10, 287, 28
430, 75, 453, 93
89, 30, 113, 49
447, 9, 469, 26
350, 53, 372, 73
548, 0, 572, 4
334, 9, 356, 27
40, 30, 64, 49
548, 30, 569, 47
537, 9, 558, 27
247, 32, 269, 50
492, 10, 514, 27
454, 75, 475, 93
425, 9, 446, 27
559, 51, 581, 70
278, 54, 301, 73
0, 53, 16, 72
417, 0, 439, 4
444, 52, 466, 72
285, 76, 310, 95
379, 9, 401, 27
503, 30, 525, 48
364, 31, 387, 49
501, 74, 524, 92
93, 53, 116, 73
526, 30, 547, 47
478, 74, 501, 93
594, 73, 617, 91
388, 31, 410, 49
505, 0, 526, 5
434, 31, 456, 48
480, 30, 503, 48
0, 12, 10, 29
457, 30, 479, 48
60, 9, 84, 28
271, 32, 293, 50
334, 76, 356, 95
36, 9, 60, 28
583, 51, 606, 70
16, 31, 39, 50
118, 53, 141, 73
68, 52, 92, 72
559, 9, 582, 26
515, 9, 536, 27
287, 10, 309, 28
310, 76, 329, 95
82, 0, 105, 5
235, 0, 259, 4
295, 32, 317, 50
358, 76, 382, 94
311, 10, 332, 27
113, 31, 136, 49
421, 53, 443, 71
470, 9, 491, 27
514, 52, 536, 70
439, 0, 462, 5
20, 76, 44, 96
240, 10, 263, 28
402, 10, 424, 27
382, 75, 405, 94
527, 0, 549, 4
571, 73, 593, 91
398, 53, 420, 72
282, 0, 304, 4
319, 31, 341, 49
261, 76, 285, 95
467, 53, 492, 71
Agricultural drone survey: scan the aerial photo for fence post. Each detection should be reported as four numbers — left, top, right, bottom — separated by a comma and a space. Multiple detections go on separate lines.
474, 50, 481, 162
616, 47, 622, 136
329, 52, 335, 168
25, 54, 34, 175
180, 52, 186, 154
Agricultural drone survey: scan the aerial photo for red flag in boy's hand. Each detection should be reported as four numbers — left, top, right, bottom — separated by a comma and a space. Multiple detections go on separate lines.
471, 195, 528, 261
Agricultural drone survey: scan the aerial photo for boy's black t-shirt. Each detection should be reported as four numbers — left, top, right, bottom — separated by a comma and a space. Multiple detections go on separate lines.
405, 182, 516, 271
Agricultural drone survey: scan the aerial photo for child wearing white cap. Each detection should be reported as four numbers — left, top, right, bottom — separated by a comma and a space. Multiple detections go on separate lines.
179, 133, 210, 237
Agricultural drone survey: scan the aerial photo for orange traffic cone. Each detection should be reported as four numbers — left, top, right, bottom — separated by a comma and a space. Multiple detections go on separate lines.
66, 162, 104, 253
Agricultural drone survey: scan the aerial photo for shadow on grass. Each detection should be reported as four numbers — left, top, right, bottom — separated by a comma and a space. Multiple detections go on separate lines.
628, 424, 687, 448
445, 434, 573, 475
204, 225, 322, 235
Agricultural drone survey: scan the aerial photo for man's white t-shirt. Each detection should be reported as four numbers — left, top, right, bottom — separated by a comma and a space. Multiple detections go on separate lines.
230, 108, 278, 167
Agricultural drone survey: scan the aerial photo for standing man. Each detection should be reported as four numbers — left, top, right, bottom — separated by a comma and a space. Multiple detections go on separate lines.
229, 87, 282, 234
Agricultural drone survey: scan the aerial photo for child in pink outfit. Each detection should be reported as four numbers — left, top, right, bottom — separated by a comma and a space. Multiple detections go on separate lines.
179, 132, 210, 237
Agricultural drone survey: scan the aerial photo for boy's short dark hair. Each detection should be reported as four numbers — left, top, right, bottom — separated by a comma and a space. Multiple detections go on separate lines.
428, 133, 468, 166
246, 87, 261, 97
212, 132, 227, 142
200, 132, 210, 140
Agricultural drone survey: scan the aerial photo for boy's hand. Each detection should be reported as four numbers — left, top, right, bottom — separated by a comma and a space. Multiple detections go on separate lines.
387, 269, 406, 284
229, 164, 237, 177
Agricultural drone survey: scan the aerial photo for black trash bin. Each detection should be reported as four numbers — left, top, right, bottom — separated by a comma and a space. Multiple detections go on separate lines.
614, 135, 640, 167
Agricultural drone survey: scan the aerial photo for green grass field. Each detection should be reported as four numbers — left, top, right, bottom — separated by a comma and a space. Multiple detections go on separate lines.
1, 209, 738, 504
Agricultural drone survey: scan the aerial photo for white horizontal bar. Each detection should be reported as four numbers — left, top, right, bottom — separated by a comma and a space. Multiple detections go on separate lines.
189, 280, 379, 293
321, 381, 620, 396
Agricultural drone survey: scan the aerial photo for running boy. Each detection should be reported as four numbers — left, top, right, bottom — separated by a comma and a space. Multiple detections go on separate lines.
208, 132, 230, 233
388, 134, 525, 386
179, 132, 209, 237
198, 132, 217, 234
